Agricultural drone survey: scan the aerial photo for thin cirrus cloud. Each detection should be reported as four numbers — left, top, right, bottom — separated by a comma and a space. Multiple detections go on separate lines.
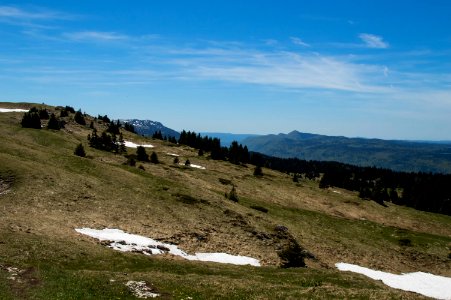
290, 37, 310, 47
63, 31, 129, 42
359, 33, 389, 49
0, 5, 71, 22
169, 46, 389, 93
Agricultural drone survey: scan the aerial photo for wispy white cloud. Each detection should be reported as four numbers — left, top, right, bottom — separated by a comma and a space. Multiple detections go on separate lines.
359, 33, 389, 49
63, 31, 129, 42
290, 37, 310, 47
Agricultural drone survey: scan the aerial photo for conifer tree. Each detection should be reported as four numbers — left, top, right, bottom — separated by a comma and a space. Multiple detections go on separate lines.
118, 133, 126, 154
74, 143, 86, 157
173, 157, 179, 164
47, 113, 60, 130
21, 112, 41, 129
136, 146, 149, 162
74, 109, 86, 125
150, 151, 159, 164
39, 108, 49, 119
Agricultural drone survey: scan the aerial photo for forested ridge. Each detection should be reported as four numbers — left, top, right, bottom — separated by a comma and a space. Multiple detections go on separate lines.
176, 130, 451, 216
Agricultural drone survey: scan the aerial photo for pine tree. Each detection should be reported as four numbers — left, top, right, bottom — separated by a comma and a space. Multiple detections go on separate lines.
185, 159, 191, 166
39, 108, 49, 119
74, 143, 86, 157
74, 109, 86, 125
136, 146, 149, 162
47, 113, 61, 130
173, 157, 180, 164
198, 149, 204, 156
150, 152, 159, 164
21, 112, 41, 129
118, 133, 126, 154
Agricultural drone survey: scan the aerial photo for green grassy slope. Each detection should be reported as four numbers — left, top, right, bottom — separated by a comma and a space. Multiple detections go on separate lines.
1, 102, 450, 299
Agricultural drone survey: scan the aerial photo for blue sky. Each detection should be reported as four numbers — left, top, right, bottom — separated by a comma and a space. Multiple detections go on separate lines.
1, 1, 451, 140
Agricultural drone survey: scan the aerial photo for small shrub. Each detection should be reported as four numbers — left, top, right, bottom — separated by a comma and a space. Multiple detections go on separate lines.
138, 165, 145, 170
64, 106, 75, 113
126, 157, 136, 167
173, 157, 179, 164
185, 159, 191, 166
198, 149, 204, 156
74, 143, 86, 157
398, 238, 412, 247
253, 165, 263, 176
250, 205, 268, 213
60, 109, 68, 117
150, 152, 159, 164
226, 185, 238, 202
219, 178, 232, 185
278, 241, 307, 268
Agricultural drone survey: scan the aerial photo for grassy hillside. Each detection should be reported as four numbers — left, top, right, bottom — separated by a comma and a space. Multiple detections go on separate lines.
1, 102, 450, 299
242, 130, 451, 173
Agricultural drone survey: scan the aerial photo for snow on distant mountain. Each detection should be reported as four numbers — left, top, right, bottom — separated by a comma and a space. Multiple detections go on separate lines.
122, 119, 180, 139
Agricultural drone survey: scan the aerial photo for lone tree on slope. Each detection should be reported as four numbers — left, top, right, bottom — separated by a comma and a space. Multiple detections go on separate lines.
136, 146, 149, 162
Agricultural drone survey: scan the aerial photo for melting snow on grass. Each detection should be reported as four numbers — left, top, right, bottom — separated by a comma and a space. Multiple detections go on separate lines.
336, 262, 451, 300
76, 228, 260, 267
124, 141, 154, 148
179, 163, 206, 170
0, 108, 28, 113
166, 153, 180, 157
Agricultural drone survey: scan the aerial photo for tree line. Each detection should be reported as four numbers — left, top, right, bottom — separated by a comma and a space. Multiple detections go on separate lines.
248, 152, 451, 216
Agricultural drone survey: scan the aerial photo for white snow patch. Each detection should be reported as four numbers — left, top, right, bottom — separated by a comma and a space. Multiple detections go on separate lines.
126, 281, 160, 298
179, 163, 206, 170
166, 153, 180, 157
0, 108, 28, 113
124, 141, 154, 148
336, 262, 451, 300
75, 228, 260, 266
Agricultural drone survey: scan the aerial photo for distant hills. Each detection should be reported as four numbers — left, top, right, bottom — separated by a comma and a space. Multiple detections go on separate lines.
122, 119, 180, 139
241, 130, 451, 173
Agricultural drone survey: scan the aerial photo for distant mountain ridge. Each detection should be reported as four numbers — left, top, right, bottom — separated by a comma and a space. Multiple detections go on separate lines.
122, 119, 180, 139
242, 130, 451, 173
200, 132, 261, 146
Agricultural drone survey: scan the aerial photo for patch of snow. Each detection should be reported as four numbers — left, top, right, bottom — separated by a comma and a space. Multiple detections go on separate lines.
126, 281, 160, 298
124, 141, 154, 148
178, 163, 206, 170
190, 253, 260, 266
166, 153, 180, 157
0, 108, 28, 113
336, 262, 451, 300
332, 190, 341, 194
76, 228, 260, 267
